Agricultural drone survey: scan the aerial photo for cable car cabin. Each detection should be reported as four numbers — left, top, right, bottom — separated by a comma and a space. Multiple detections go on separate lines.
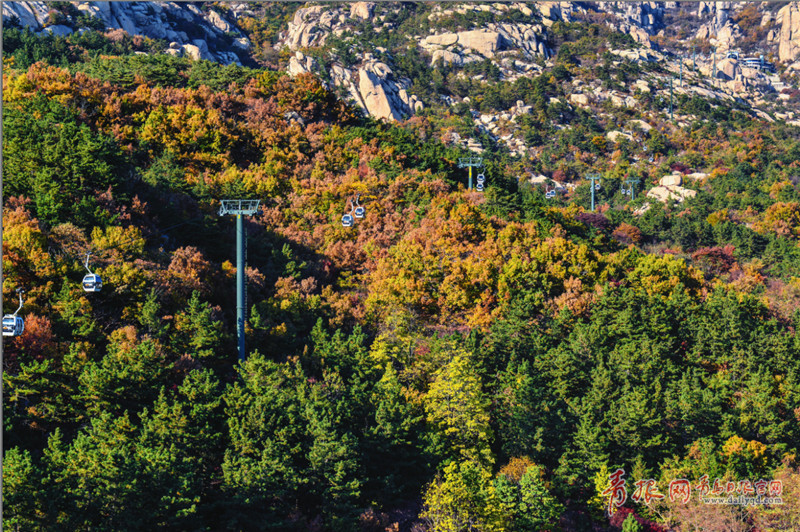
353, 194, 366, 219
476, 183, 485, 192
2, 315, 24, 337
82, 253, 101, 292
545, 191, 555, 199
476, 173, 485, 181
82, 273, 103, 292
595, 183, 601, 190
342, 214, 354, 227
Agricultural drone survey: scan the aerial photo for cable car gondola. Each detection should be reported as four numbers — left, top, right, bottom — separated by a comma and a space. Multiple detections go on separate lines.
82, 252, 102, 292
476, 182, 484, 192
2, 289, 25, 337
342, 199, 355, 228
354, 194, 365, 219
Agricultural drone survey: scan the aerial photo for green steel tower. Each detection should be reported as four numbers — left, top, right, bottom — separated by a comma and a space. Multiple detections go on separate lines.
585, 174, 602, 212
219, 199, 260, 362
458, 157, 483, 190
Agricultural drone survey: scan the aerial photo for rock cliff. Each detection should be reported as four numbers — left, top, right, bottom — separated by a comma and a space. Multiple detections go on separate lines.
3, 1, 252, 65
779, 2, 800, 64
4, 1, 800, 129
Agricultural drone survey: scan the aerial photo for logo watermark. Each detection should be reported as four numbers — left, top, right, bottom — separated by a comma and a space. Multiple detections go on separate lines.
603, 469, 783, 514
701, 495, 783, 506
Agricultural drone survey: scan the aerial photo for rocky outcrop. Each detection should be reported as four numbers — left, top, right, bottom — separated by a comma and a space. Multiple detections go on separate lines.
281, 5, 336, 49
778, 2, 800, 63
41, 24, 73, 37
318, 55, 422, 122
609, 48, 658, 62
616, 1, 664, 34
569, 93, 590, 107
3, 1, 48, 29
2, 1, 250, 65
288, 51, 317, 77
422, 30, 501, 64
696, 2, 732, 34
358, 61, 423, 120
350, 2, 375, 21
431, 49, 464, 66
456, 30, 504, 57
277, 5, 428, 122
537, 2, 562, 22
659, 173, 683, 187
647, 185, 697, 204
420, 22, 550, 67
606, 131, 634, 143
714, 21, 742, 51
629, 119, 653, 132
717, 57, 740, 80
695, 2, 746, 51
574, 2, 663, 48
330, 64, 363, 108
359, 68, 403, 121
182, 41, 214, 62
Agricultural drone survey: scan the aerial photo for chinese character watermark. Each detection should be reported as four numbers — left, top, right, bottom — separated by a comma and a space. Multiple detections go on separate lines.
603, 469, 783, 511
601, 468, 628, 514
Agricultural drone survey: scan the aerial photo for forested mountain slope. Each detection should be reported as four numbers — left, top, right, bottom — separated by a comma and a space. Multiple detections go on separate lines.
3, 3, 800, 531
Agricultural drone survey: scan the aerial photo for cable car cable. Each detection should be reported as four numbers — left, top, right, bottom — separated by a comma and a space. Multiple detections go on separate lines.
72, 215, 207, 289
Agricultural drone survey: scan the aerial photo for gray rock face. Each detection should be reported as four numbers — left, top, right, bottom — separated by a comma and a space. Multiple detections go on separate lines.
717, 57, 740, 80
431, 49, 464, 66
275, 4, 424, 121
350, 2, 374, 21
2, 1, 791, 129
285, 51, 420, 123
659, 173, 683, 187
42, 24, 73, 37
288, 51, 317, 77
697, 1, 732, 33
330, 64, 364, 109
3, 1, 249, 65
612, 1, 664, 33
647, 185, 697, 203
354, 58, 419, 121
281, 5, 334, 49
419, 21, 551, 69
3, 1, 48, 29
207, 9, 233, 33
183, 40, 214, 62
779, 2, 800, 63
359, 68, 404, 121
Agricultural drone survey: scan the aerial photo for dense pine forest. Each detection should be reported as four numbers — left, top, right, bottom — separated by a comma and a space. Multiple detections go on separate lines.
3, 3, 800, 531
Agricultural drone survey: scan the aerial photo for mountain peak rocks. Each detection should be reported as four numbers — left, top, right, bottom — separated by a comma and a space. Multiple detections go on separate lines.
3, 1, 247, 65
420, 23, 549, 67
